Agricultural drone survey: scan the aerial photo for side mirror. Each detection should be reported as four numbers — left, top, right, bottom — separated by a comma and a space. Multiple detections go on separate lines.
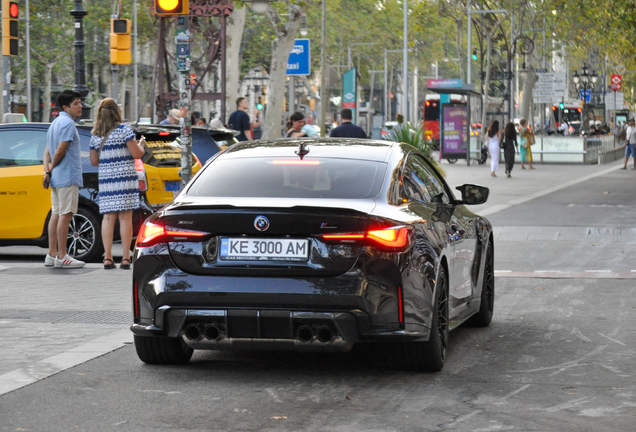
455, 184, 489, 205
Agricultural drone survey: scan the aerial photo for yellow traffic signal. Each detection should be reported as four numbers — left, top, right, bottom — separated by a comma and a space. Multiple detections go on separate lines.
110, 19, 131, 65
2, 0, 19, 56
154, 0, 189, 15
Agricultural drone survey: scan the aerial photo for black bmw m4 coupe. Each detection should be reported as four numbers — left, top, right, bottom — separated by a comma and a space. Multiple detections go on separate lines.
131, 138, 494, 372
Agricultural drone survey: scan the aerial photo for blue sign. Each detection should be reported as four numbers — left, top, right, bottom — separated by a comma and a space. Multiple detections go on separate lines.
580, 89, 591, 102
286, 39, 310, 76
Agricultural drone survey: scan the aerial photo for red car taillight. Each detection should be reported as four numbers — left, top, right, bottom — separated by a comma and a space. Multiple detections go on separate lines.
134, 159, 147, 191
136, 221, 210, 247
320, 226, 411, 251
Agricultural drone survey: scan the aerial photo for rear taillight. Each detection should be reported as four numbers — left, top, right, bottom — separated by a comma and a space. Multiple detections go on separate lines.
320, 226, 411, 250
136, 222, 165, 246
367, 227, 409, 248
136, 221, 210, 247
134, 159, 147, 191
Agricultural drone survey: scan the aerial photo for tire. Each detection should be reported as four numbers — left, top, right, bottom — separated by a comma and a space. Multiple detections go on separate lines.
446, 158, 458, 164
66, 207, 103, 263
402, 267, 449, 372
468, 240, 495, 327
134, 335, 194, 365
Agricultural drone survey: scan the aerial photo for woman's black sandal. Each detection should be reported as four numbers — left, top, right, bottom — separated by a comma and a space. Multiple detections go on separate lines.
103, 258, 115, 270
120, 258, 132, 270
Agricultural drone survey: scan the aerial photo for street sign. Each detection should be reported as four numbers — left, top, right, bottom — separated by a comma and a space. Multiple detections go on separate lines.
610, 74, 622, 91
580, 89, 591, 103
342, 67, 357, 122
286, 39, 310, 76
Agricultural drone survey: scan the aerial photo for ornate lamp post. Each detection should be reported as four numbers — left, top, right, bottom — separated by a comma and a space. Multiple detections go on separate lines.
572, 64, 598, 133
70, 0, 92, 119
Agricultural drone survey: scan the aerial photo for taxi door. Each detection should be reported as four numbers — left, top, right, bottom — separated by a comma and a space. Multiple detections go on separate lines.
0, 128, 51, 239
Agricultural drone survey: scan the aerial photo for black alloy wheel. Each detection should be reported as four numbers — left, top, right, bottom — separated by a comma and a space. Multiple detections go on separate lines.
134, 335, 194, 365
66, 208, 103, 263
402, 267, 449, 372
468, 240, 495, 327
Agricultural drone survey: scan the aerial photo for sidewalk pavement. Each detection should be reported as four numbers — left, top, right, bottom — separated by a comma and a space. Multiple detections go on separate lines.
0, 158, 626, 395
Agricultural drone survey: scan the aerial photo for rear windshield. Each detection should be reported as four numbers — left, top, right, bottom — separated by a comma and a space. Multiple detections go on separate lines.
189, 157, 387, 199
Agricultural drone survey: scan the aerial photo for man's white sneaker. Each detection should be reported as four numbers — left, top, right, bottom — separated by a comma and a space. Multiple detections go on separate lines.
54, 254, 85, 269
44, 254, 56, 267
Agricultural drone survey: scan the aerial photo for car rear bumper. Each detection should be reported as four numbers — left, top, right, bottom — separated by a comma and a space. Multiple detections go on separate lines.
130, 307, 429, 353
131, 248, 432, 351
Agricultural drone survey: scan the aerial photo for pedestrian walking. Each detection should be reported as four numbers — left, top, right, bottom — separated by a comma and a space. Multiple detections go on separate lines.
518, 118, 536, 170
195, 117, 207, 127
485, 120, 501, 177
159, 108, 181, 125
502, 122, 519, 178
42, 90, 86, 269
89, 98, 146, 269
621, 118, 636, 170
228, 97, 252, 141
286, 112, 307, 137
329, 109, 367, 138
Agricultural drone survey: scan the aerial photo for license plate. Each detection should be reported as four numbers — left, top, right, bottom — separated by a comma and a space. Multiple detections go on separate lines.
165, 180, 182, 192
220, 238, 309, 262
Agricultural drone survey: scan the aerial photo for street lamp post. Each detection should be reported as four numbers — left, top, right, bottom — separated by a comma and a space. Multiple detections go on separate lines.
70, 0, 91, 119
572, 63, 598, 133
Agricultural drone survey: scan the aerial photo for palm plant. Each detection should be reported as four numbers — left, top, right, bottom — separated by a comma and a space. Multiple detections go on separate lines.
383, 121, 445, 175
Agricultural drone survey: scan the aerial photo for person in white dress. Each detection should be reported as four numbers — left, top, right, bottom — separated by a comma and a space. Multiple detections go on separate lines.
485, 120, 501, 177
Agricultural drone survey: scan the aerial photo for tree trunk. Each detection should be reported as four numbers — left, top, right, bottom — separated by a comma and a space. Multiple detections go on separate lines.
455, 18, 464, 82
263, 4, 303, 139
43, 62, 55, 122
120, 74, 128, 120
225, 6, 246, 122
480, 34, 493, 137
519, 50, 538, 122
299, 75, 320, 125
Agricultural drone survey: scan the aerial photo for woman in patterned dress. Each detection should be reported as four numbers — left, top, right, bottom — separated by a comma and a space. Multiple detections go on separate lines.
89, 99, 146, 269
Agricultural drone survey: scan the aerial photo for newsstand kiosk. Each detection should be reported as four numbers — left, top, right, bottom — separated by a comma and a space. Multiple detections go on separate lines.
426, 79, 482, 166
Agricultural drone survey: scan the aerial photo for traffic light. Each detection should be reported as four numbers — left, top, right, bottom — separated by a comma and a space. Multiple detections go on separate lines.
256, 96, 263, 110
2, 0, 19, 56
110, 19, 131, 65
154, 0, 189, 15
472, 49, 478, 61
559, 102, 565, 109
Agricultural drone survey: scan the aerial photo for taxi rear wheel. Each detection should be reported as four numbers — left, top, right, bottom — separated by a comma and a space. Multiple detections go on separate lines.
66, 207, 103, 263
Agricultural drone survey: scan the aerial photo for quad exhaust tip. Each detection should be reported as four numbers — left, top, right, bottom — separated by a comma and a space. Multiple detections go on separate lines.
184, 324, 202, 341
296, 326, 314, 343
204, 324, 224, 341
316, 326, 335, 343
297, 325, 335, 343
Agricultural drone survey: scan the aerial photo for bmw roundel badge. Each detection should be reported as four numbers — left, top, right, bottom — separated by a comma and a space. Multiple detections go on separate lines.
254, 215, 270, 232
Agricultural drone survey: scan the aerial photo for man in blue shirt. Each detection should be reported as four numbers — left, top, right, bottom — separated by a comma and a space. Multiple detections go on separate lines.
42, 90, 85, 268
228, 97, 252, 141
330, 109, 367, 138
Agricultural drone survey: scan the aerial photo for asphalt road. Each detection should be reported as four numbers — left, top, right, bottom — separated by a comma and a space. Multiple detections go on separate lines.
1, 160, 635, 431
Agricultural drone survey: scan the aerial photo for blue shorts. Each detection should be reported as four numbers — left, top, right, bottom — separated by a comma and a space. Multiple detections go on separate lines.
626, 144, 636, 158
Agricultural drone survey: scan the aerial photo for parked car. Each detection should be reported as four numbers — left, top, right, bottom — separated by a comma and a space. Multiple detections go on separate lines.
141, 124, 234, 165
131, 138, 495, 372
0, 122, 153, 262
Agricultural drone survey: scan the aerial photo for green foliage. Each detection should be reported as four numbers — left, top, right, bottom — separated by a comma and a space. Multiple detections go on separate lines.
383, 122, 431, 157
383, 121, 445, 175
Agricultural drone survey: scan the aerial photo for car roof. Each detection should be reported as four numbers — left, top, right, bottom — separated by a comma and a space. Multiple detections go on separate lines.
219, 138, 399, 162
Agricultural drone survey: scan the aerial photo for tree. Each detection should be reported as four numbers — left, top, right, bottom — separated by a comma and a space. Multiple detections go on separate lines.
262, 2, 304, 139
